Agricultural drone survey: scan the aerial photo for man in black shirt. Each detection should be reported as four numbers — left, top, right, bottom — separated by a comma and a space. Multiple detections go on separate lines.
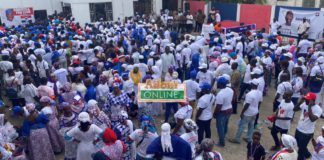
247, 131, 266, 160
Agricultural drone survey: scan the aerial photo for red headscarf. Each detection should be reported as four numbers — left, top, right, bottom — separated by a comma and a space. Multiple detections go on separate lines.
102, 128, 117, 144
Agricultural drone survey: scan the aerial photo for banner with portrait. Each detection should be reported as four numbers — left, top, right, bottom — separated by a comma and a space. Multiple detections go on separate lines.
278, 8, 324, 40
0, 7, 34, 27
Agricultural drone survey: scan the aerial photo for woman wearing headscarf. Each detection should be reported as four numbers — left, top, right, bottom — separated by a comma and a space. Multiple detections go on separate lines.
60, 82, 79, 104
71, 95, 88, 115
59, 103, 78, 160
65, 112, 103, 160
106, 82, 132, 126
88, 99, 111, 129
181, 119, 198, 158
20, 107, 55, 160
128, 115, 158, 160
195, 138, 223, 160
173, 101, 193, 135
270, 134, 298, 160
113, 111, 133, 160
311, 126, 324, 160
147, 123, 192, 160
40, 97, 65, 154
92, 128, 126, 160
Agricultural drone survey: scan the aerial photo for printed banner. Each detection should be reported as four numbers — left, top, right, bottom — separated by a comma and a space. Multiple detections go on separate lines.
222, 24, 256, 34
278, 8, 324, 39
0, 7, 34, 27
138, 80, 186, 102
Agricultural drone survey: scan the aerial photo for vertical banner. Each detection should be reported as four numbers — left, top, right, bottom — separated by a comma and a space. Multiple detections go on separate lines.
278, 8, 324, 39
0, 7, 34, 26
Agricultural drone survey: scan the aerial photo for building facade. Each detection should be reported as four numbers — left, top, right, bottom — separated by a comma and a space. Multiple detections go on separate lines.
0, 0, 163, 25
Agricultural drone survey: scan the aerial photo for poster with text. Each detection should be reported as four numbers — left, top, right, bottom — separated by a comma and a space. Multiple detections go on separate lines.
278, 8, 324, 40
0, 7, 34, 27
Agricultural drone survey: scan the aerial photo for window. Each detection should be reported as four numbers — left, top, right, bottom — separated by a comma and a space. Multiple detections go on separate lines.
320, 0, 324, 8
303, 0, 315, 8
89, 2, 113, 22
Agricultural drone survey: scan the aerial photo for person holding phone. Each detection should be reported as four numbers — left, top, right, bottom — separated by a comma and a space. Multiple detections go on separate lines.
294, 92, 323, 160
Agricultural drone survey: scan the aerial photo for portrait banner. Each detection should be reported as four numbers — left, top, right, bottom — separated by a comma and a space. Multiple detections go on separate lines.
278, 8, 324, 40
0, 7, 34, 27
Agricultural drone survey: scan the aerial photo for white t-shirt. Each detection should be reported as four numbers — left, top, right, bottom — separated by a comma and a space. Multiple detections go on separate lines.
243, 65, 254, 83
184, 79, 201, 101
310, 64, 324, 77
298, 39, 313, 54
312, 136, 324, 160
216, 87, 233, 111
297, 103, 322, 134
180, 131, 198, 158
257, 77, 265, 93
275, 100, 294, 130
243, 89, 263, 116
36, 60, 49, 78
197, 94, 216, 121
214, 63, 232, 78
276, 82, 292, 102
291, 77, 303, 98
196, 71, 214, 85
129, 129, 158, 158
53, 68, 68, 85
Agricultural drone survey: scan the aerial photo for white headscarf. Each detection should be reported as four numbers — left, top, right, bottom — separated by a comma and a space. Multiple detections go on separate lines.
161, 123, 173, 153
281, 134, 297, 150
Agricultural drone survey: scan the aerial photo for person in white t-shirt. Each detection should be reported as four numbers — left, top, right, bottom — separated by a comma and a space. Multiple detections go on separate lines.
128, 115, 158, 159
291, 67, 304, 105
213, 77, 233, 146
270, 91, 294, 151
273, 73, 292, 112
184, 71, 201, 110
311, 126, 324, 160
294, 92, 323, 160
36, 55, 50, 78
195, 83, 215, 143
180, 119, 198, 158
297, 35, 313, 57
229, 79, 262, 144
173, 102, 193, 135
238, 58, 258, 101
196, 63, 214, 86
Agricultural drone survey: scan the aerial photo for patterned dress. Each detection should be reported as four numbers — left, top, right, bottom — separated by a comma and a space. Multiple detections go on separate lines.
59, 113, 78, 160
106, 92, 132, 126
113, 122, 131, 160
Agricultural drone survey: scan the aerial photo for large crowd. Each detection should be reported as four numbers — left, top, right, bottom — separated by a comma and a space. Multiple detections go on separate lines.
0, 8, 323, 160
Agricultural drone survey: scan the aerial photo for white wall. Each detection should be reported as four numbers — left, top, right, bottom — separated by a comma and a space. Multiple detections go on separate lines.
0, 0, 62, 15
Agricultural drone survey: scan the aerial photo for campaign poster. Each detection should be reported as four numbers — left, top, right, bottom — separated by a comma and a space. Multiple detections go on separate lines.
278, 8, 324, 40
0, 7, 35, 26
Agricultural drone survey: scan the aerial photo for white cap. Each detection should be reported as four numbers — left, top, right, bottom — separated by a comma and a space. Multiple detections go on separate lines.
199, 63, 208, 69
149, 51, 155, 56
251, 68, 262, 75
139, 55, 144, 59
144, 45, 149, 49
270, 44, 277, 50
284, 52, 293, 58
172, 72, 179, 79
297, 57, 305, 63
154, 39, 160, 44
261, 43, 269, 48
176, 46, 182, 51
250, 79, 259, 85
221, 57, 229, 63
78, 112, 90, 122
222, 74, 231, 82
317, 56, 324, 63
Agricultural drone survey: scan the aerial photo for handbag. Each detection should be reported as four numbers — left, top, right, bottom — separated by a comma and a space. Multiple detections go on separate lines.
309, 65, 324, 93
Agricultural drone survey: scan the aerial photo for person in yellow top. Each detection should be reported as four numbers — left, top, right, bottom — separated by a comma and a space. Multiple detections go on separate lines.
130, 66, 142, 96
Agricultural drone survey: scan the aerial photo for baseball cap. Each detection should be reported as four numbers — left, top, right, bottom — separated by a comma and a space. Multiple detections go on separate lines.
304, 92, 316, 101
217, 77, 228, 85
78, 112, 91, 122
221, 56, 229, 63
251, 68, 262, 75
200, 83, 212, 91
199, 63, 208, 69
